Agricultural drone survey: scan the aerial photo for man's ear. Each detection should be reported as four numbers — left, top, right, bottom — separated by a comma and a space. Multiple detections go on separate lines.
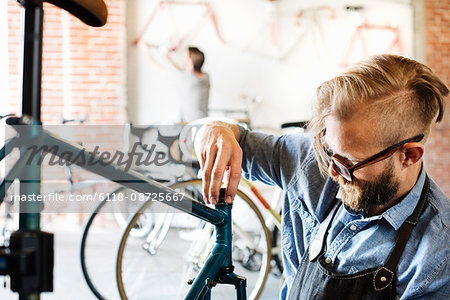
401, 143, 424, 168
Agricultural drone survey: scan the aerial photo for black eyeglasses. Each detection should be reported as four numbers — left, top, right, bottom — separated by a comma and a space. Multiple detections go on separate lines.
322, 133, 424, 182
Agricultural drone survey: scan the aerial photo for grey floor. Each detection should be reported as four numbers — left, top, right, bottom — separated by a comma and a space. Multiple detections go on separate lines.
0, 215, 283, 300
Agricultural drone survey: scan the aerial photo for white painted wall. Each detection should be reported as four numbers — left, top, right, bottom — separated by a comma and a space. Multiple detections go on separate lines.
126, 0, 414, 129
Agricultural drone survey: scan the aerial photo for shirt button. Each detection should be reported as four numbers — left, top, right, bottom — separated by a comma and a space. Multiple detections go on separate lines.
350, 225, 357, 231
306, 217, 313, 224
325, 258, 332, 264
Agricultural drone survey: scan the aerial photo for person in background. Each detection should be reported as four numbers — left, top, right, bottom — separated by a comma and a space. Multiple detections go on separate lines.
138, 41, 210, 123
194, 54, 449, 299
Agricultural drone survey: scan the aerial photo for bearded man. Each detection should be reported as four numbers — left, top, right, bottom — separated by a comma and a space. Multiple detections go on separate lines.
194, 54, 449, 299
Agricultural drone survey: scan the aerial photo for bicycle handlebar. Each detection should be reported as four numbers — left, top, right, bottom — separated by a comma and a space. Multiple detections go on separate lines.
280, 121, 308, 129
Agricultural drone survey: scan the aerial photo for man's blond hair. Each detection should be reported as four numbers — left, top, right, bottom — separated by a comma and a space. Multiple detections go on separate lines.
308, 54, 449, 175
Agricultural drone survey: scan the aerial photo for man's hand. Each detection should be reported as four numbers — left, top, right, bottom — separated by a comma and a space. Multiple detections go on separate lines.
194, 121, 242, 204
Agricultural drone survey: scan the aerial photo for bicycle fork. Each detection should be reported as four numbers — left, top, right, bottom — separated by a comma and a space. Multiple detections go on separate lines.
142, 212, 174, 255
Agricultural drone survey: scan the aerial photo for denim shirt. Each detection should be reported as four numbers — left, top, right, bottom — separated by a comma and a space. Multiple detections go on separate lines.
238, 127, 449, 299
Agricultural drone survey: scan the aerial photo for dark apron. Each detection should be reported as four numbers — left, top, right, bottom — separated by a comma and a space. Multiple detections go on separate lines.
287, 176, 430, 300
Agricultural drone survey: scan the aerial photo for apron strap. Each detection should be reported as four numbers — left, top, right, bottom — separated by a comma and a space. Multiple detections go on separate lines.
373, 175, 430, 291
309, 198, 340, 261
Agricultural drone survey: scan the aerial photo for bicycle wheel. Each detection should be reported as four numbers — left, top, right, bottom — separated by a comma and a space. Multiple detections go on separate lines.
80, 186, 154, 300
116, 179, 271, 300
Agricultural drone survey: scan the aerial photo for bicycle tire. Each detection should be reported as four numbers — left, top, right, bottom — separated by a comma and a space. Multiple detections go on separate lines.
80, 186, 154, 300
116, 179, 271, 300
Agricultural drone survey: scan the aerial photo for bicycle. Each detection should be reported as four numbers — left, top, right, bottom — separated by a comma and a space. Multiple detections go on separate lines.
1, 1, 250, 299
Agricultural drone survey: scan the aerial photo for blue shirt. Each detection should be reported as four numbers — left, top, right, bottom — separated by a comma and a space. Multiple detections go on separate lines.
238, 127, 449, 299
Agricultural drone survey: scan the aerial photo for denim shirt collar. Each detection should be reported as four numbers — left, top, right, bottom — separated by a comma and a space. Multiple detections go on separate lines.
381, 167, 426, 230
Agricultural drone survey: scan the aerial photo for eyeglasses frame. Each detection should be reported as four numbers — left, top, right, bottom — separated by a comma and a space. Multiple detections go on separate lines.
322, 133, 424, 181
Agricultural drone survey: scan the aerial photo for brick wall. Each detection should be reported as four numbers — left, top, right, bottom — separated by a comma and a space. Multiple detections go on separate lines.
7, 1, 127, 195
424, 0, 450, 196
7, 0, 126, 125
7, 2, 21, 114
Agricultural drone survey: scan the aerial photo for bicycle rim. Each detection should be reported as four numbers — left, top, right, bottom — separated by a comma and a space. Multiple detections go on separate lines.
80, 186, 154, 300
116, 179, 271, 300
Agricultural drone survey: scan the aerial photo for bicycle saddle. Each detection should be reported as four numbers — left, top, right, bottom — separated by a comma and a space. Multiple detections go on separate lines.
46, 0, 108, 27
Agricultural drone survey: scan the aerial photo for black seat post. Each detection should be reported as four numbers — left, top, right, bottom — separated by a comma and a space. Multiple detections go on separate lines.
18, 0, 44, 230
17, 0, 44, 230
20, 0, 44, 124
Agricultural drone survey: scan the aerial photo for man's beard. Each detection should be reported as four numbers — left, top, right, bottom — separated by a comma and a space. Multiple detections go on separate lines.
335, 164, 400, 214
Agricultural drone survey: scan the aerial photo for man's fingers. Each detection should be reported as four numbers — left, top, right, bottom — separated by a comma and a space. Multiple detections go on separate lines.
208, 148, 228, 204
224, 150, 242, 203
201, 148, 217, 204
224, 170, 241, 203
